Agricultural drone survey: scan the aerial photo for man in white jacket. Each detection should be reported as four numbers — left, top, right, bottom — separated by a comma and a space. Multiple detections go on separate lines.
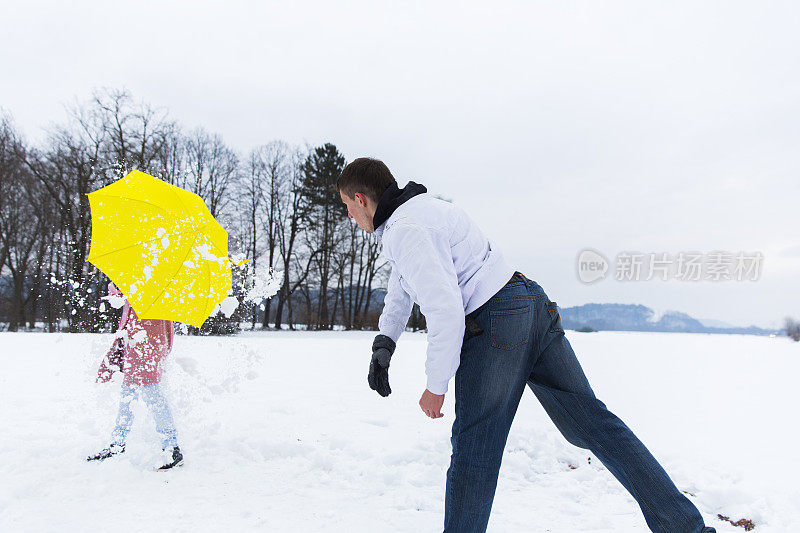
337, 158, 713, 533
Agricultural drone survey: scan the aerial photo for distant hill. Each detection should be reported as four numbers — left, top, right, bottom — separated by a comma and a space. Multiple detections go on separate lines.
337, 288, 779, 337
559, 303, 778, 336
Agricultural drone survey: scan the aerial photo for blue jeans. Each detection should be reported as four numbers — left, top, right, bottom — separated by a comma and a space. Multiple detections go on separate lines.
111, 383, 178, 450
444, 272, 705, 533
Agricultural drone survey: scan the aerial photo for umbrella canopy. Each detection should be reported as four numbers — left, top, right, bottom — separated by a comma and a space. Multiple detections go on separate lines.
87, 170, 232, 327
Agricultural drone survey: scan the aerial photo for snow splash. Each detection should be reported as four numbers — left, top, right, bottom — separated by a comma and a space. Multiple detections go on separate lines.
101, 294, 127, 309
244, 266, 283, 306
209, 265, 282, 318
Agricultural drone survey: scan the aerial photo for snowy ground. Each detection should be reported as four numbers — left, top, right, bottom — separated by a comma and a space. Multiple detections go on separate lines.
0, 329, 797, 532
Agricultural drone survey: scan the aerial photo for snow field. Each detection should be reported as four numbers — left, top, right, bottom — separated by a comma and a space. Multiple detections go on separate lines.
1, 330, 797, 532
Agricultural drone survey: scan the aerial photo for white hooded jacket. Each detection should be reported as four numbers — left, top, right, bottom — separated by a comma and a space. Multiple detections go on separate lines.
374, 190, 515, 394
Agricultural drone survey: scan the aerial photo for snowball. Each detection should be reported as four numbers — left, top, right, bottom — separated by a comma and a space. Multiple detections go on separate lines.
219, 296, 240, 318
102, 295, 126, 309
230, 252, 248, 266
244, 267, 282, 304
129, 329, 147, 346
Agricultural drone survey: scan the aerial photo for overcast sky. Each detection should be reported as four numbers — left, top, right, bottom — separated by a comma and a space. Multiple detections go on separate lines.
2, 1, 798, 328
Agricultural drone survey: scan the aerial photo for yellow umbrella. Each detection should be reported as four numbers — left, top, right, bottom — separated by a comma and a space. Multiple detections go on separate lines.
87, 169, 233, 327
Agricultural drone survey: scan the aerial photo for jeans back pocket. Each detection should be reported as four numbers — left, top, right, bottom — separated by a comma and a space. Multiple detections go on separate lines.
490, 306, 532, 350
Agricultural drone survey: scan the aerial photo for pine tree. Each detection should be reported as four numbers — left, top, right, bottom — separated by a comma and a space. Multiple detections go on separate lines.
299, 143, 347, 329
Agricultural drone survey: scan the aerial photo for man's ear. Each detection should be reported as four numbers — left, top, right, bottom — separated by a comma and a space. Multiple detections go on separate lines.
355, 192, 368, 207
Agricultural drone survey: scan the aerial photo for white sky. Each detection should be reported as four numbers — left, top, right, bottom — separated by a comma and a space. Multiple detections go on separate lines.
2, 1, 798, 328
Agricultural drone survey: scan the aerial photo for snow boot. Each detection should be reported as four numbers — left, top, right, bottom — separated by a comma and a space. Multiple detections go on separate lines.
87, 443, 125, 462
157, 446, 183, 470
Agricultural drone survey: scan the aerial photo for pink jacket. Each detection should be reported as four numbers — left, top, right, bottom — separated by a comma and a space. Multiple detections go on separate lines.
97, 283, 175, 386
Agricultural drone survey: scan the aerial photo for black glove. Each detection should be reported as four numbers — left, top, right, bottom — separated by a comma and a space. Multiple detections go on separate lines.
368, 334, 396, 397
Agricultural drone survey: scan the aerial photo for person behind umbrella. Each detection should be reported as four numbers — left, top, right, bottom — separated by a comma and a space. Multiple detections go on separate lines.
88, 281, 183, 470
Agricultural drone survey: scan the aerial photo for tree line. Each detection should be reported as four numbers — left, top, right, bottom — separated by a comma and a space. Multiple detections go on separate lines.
0, 88, 396, 333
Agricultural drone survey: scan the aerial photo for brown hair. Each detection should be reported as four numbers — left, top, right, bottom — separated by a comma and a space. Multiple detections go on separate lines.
337, 157, 396, 203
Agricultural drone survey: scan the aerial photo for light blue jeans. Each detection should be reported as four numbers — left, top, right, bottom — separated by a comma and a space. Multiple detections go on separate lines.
111, 383, 178, 450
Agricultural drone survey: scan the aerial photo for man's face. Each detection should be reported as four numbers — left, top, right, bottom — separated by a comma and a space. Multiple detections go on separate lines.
340, 190, 375, 233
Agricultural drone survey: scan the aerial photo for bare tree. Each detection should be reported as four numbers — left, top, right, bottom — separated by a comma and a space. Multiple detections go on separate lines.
0, 113, 14, 276
153, 124, 187, 186
335, 221, 386, 329
248, 141, 291, 328
234, 148, 267, 328
183, 128, 239, 218
88, 88, 175, 175
0, 118, 49, 330
20, 123, 102, 330
274, 148, 311, 330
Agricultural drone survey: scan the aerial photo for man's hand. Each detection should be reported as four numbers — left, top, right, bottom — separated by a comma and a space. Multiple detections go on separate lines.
368, 334, 396, 397
419, 389, 445, 419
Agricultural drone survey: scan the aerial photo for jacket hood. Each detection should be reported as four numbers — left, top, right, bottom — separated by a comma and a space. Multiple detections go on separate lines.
372, 180, 427, 230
